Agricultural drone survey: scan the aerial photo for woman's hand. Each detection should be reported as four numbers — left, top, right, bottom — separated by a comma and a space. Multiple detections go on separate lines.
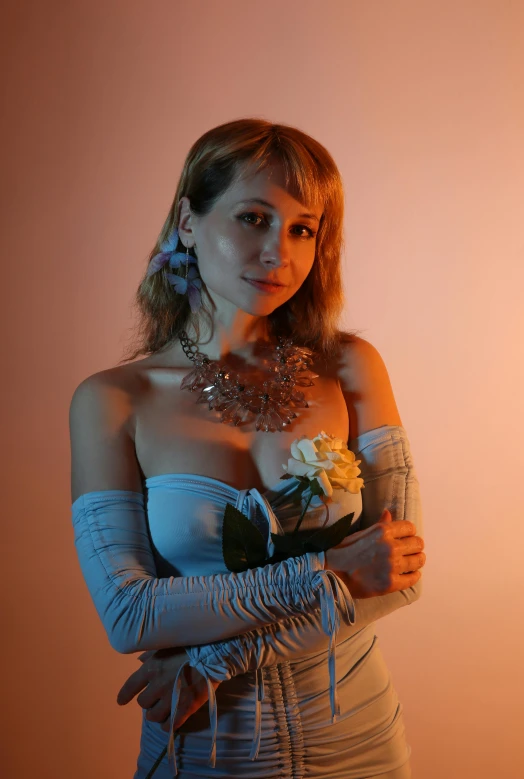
325, 508, 425, 598
116, 647, 220, 733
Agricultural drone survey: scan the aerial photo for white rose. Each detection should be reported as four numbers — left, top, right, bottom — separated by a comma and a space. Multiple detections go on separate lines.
283, 430, 365, 498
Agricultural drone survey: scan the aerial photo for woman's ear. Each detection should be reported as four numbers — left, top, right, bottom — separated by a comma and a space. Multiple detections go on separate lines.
177, 196, 197, 249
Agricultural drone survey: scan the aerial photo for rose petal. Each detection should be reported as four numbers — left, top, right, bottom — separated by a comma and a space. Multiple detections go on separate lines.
311, 451, 329, 463
290, 440, 305, 461
286, 458, 317, 477
330, 463, 347, 478
324, 452, 344, 462
315, 470, 333, 497
316, 460, 337, 472
313, 438, 331, 453
296, 439, 320, 461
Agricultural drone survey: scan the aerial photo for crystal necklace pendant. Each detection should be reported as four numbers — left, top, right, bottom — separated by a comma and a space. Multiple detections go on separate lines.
179, 331, 319, 432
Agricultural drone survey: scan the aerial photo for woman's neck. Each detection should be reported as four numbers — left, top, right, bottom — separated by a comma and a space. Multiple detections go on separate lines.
185, 316, 273, 363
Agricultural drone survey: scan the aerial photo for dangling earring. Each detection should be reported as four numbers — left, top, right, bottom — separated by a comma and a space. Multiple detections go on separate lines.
145, 227, 203, 312
168, 242, 202, 313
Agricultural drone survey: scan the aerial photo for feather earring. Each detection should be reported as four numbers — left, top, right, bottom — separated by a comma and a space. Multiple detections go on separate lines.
146, 228, 202, 312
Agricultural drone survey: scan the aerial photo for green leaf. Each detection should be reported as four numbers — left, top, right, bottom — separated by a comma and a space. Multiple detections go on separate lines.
308, 479, 324, 496
270, 533, 307, 558
302, 512, 356, 553
222, 503, 268, 573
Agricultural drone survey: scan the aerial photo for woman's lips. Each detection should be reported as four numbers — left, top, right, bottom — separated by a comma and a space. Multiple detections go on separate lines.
243, 278, 285, 294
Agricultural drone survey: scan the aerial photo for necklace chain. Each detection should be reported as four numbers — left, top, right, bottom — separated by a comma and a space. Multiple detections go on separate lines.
178, 330, 319, 432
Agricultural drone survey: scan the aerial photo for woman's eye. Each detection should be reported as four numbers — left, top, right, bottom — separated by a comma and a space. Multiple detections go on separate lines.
239, 213, 316, 239
293, 224, 317, 239
240, 213, 265, 227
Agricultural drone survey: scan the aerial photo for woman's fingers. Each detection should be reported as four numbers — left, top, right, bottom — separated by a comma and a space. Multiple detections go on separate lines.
148, 679, 206, 728
389, 519, 418, 538
395, 551, 426, 574
159, 678, 221, 732
118, 651, 221, 734
118, 649, 186, 707
145, 697, 171, 723
398, 534, 425, 554
117, 665, 150, 706
138, 650, 156, 663
137, 684, 164, 711
390, 569, 422, 592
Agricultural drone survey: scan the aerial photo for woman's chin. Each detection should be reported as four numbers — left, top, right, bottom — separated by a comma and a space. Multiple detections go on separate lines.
204, 282, 292, 317
242, 299, 286, 317
239, 289, 292, 316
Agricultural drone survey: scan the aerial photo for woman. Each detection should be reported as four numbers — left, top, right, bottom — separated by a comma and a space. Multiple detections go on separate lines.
70, 118, 426, 779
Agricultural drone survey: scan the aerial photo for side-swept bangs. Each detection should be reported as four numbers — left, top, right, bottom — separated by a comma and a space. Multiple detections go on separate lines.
120, 118, 361, 364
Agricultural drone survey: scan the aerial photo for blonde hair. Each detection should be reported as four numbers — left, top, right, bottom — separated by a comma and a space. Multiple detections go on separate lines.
120, 117, 362, 364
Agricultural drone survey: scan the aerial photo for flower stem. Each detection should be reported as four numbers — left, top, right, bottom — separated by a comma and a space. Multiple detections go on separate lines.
292, 490, 314, 535
146, 747, 167, 778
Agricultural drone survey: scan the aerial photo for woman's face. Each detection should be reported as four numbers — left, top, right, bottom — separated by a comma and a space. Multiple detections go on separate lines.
178, 164, 323, 317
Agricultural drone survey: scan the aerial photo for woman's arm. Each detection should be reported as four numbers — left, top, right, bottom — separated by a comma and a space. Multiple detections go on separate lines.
70, 374, 355, 655
72, 492, 348, 652
184, 424, 423, 681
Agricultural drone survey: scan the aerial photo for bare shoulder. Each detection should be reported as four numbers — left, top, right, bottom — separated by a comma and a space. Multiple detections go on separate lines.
334, 335, 403, 439
69, 363, 140, 432
69, 363, 144, 502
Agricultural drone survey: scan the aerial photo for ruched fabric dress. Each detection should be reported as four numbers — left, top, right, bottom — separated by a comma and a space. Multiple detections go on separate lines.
71, 425, 423, 779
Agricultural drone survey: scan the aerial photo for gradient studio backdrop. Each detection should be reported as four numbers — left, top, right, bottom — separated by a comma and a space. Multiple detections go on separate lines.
2, 1, 523, 777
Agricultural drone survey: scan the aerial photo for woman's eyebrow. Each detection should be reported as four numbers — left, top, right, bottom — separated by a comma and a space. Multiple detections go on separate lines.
236, 198, 320, 222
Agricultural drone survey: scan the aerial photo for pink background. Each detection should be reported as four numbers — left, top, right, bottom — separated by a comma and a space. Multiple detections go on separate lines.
2, 1, 523, 777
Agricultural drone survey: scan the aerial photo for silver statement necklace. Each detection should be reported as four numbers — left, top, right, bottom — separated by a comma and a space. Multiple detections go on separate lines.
178, 331, 319, 432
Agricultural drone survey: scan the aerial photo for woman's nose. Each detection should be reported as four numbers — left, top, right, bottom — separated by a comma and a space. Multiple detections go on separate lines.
259, 233, 291, 268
